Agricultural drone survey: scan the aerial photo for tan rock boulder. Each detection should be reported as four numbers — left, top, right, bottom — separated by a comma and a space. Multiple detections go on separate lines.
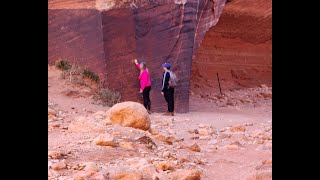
105, 101, 150, 130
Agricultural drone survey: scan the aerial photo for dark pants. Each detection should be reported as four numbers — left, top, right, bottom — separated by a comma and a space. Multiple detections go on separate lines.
164, 87, 174, 112
143, 86, 151, 111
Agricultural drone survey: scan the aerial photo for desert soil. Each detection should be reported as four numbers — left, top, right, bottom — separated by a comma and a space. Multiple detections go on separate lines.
48, 65, 272, 180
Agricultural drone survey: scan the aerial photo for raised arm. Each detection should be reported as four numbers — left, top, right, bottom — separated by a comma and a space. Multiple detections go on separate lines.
134, 59, 140, 70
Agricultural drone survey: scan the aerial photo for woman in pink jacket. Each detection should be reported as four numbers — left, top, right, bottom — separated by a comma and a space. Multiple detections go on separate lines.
134, 59, 152, 113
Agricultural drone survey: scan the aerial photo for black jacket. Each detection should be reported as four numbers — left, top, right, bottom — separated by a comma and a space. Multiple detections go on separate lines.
161, 71, 170, 92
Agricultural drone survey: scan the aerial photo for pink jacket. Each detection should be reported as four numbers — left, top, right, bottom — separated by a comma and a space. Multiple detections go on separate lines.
136, 64, 151, 91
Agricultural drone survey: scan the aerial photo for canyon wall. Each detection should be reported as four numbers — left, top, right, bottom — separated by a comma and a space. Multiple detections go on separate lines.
191, 0, 272, 96
48, 0, 227, 113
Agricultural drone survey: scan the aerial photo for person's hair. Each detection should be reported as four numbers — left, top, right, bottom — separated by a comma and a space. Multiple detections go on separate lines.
140, 62, 147, 70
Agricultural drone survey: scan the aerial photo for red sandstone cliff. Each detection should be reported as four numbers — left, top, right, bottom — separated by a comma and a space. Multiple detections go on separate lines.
191, 0, 272, 96
48, 0, 228, 113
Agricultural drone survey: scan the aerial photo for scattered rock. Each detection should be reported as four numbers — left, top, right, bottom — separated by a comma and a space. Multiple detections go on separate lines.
48, 161, 53, 168
51, 161, 67, 170
231, 132, 246, 140
109, 171, 143, 180
48, 108, 57, 116
225, 144, 240, 150
73, 170, 105, 180
48, 151, 64, 159
244, 123, 254, 126
168, 169, 201, 180
162, 151, 170, 158
83, 162, 100, 172
260, 84, 268, 88
199, 136, 210, 140
155, 135, 175, 145
208, 139, 218, 145
251, 130, 264, 138
119, 141, 134, 150
105, 101, 151, 130
135, 135, 157, 149
48, 168, 59, 177
261, 91, 272, 98
149, 129, 159, 135
198, 128, 209, 136
48, 114, 56, 119
231, 125, 246, 132
262, 160, 272, 165
218, 132, 232, 139
152, 175, 160, 180
50, 122, 60, 128
93, 133, 115, 147
253, 139, 264, 144
155, 161, 177, 171
188, 143, 201, 152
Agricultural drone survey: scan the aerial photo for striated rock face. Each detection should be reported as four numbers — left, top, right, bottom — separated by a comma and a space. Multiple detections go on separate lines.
48, 0, 227, 113
191, 0, 272, 95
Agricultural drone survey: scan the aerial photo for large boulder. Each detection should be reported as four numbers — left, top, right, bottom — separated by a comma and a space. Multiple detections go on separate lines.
105, 101, 150, 131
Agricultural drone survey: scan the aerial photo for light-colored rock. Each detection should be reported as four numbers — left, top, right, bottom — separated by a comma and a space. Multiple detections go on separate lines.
198, 128, 209, 136
188, 143, 201, 152
119, 141, 134, 150
253, 139, 264, 144
225, 144, 240, 150
251, 130, 264, 138
68, 116, 105, 133
48, 161, 53, 168
74, 170, 105, 180
218, 132, 232, 139
83, 162, 100, 172
48, 114, 56, 119
48, 168, 59, 177
152, 175, 160, 180
231, 132, 246, 140
51, 161, 67, 170
48, 151, 63, 159
155, 135, 175, 145
149, 129, 159, 135
93, 133, 115, 147
231, 125, 246, 132
110, 171, 143, 180
48, 108, 56, 116
260, 84, 268, 88
155, 161, 177, 171
168, 169, 201, 180
162, 151, 170, 158
105, 101, 150, 130
199, 136, 211, 140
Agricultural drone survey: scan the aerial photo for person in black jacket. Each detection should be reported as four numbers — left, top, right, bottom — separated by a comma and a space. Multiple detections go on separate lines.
161, 63, 174, 116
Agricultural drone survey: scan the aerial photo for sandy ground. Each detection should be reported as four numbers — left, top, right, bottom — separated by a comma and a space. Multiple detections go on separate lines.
48, 65, 272, 180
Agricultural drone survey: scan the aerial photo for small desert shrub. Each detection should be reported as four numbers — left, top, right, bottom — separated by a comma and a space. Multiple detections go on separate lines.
95, 88, 121, 107
55, 60, 71, 71
83, 69, 99, 82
